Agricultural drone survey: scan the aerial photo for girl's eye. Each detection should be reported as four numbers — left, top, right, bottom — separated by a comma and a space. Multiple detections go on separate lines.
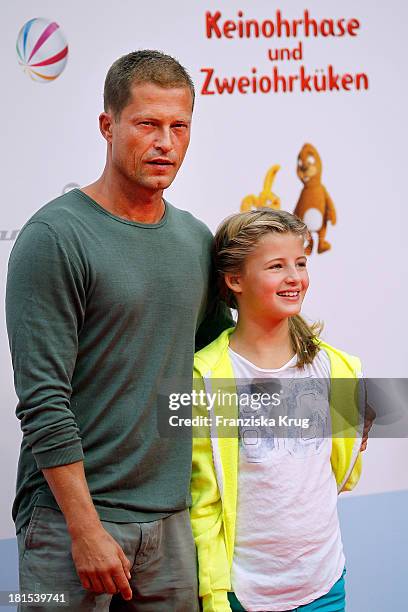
297, 262, 307, 267
269, 264, 282, 269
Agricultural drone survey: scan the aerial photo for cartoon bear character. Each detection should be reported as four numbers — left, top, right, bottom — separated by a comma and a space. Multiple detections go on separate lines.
294, 144, 336, 254
241, 164, 281, 211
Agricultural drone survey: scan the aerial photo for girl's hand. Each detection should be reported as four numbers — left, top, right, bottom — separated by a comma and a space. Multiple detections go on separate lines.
360, 403, 376, 452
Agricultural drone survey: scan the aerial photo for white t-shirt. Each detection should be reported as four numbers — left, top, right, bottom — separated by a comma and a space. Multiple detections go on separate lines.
229, 347, 345, 612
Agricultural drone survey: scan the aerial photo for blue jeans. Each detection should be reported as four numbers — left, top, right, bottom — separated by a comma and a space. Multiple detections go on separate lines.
228, 568, 346, 611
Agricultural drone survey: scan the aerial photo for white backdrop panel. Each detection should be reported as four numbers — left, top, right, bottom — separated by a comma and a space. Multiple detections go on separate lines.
1, 0, 407, 538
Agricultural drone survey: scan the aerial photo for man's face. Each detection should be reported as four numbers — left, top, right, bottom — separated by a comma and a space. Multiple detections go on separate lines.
103, 82, 193, 192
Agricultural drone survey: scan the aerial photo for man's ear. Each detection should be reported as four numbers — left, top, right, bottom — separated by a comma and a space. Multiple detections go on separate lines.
224, 273, 243, 296
99, 112, 114, 143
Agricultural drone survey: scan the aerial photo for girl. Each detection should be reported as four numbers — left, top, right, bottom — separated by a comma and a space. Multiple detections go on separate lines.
190, 210, 367, 612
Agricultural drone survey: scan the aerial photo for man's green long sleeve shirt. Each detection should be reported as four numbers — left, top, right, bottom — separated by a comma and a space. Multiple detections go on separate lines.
6, 189, 231, 533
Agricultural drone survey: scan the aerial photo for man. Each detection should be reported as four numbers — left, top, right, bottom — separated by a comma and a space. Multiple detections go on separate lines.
6, 50, 231, 611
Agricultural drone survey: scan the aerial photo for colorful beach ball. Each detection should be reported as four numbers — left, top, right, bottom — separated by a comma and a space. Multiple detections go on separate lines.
16, 18, 68, 82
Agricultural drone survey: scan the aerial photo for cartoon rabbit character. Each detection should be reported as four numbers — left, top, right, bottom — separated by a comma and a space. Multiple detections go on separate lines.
294, 144, 336, 254
241, 165, 281, 211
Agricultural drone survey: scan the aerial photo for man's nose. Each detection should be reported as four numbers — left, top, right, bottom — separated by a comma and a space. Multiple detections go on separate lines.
154, 128, 172, 153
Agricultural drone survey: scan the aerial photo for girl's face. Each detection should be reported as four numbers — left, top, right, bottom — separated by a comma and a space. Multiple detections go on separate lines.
230, 232, 309, 321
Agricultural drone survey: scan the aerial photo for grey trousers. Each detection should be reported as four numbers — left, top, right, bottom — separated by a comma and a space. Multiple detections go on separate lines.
17, 506, 199, 612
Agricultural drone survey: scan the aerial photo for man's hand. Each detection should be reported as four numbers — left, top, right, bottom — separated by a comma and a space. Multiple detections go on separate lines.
71, 524, 132, 599
360, 403, 376, 452
42, 462, 132, 600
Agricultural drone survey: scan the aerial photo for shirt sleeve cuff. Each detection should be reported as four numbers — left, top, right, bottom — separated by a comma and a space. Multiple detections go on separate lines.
33, 440, 84, 469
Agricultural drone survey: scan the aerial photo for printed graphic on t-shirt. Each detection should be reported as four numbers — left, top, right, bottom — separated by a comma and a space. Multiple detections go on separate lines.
237, 377, 330, 462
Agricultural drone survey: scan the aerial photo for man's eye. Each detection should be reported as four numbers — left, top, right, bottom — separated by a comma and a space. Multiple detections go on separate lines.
173, 124, 187, 129
140, 121, 153, 126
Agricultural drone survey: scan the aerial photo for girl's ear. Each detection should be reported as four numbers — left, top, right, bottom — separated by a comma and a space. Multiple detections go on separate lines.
225, 273, 243, 295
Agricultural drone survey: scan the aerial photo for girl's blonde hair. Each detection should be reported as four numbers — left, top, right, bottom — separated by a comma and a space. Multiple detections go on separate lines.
214, 209, 322, 368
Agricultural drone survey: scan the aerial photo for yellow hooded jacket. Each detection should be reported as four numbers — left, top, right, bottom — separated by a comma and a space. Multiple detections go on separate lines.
190, 328, 363, 612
